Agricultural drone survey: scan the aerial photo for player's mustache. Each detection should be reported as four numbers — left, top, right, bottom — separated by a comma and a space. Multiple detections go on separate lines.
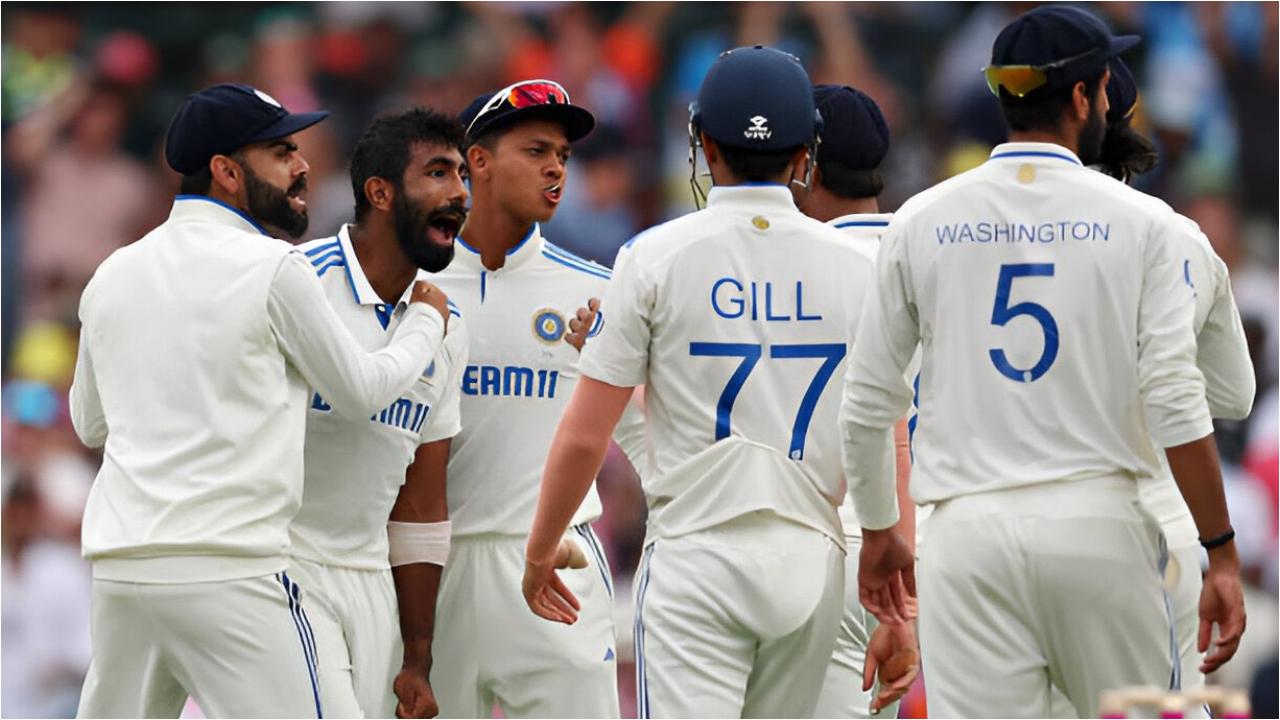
287, 176, 308, 197
425, 202, 468, 229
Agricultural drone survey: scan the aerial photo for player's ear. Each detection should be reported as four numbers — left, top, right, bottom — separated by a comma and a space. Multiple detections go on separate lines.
1071, 80, 1091, 123
466, 145, 489, 180
364, 176, 394, 214
700, 133, 719, 164
209, 154, 242, 195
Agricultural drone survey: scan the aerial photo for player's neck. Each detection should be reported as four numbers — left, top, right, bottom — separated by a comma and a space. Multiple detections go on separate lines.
459, 201, 534, 272
805, 190, 880, 223
1008, 128, 1078, 155
349, 220, 417, 304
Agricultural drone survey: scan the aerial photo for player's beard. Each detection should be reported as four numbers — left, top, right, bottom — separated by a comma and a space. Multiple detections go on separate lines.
243, 166, 309, 239
393, 192, 464, 273
1076, 100, 1107, 167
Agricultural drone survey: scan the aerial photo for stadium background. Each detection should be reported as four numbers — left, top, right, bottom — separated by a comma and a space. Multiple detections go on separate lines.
1, 2, 1276, 717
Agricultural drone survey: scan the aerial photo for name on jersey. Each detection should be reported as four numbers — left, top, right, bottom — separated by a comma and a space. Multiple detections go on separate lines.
310, 393, 431, 433
712, 278, 822, 322
935, 221, 1111, 245
462, 365, 560, 398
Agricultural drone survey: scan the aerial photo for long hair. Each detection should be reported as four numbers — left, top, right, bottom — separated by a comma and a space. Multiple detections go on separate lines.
1098, 119, 1158, 183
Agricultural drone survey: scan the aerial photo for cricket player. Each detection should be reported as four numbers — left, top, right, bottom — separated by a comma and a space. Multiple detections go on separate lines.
71, 84, 453, 718
1070, 58, 1253, 716
523, 46, 879, 718
798, 84, 919, 719
427, 79, 626, 718
842, 8, 1247, 718
286, 108, 471, 719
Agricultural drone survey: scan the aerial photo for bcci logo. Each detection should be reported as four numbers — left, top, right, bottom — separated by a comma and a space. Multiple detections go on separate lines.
743, 115, 772, 141
532, 309, 566, 344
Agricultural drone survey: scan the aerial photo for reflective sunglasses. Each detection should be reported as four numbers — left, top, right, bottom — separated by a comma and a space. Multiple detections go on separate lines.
982, 48, 1101, 98
466, 79, 571, 136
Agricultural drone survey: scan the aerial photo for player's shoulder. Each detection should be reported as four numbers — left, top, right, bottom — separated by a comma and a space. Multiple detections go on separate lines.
612, 212, 715, 271
795, 214, 879, 267
537, 240, 613, 285
296, 234, 347, 276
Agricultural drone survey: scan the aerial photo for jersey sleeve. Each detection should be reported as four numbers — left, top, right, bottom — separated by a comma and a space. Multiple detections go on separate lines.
268, 252, 446, 422
1138, 214, 1213, 447
420, 319, 470, 444
69, 322, 108, 449
1193, 240, 1256, 420
840, 229, 917, 530
577, 243, 652, 388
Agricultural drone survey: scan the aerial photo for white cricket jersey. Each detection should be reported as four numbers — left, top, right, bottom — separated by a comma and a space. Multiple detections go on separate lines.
580, 185, 877, 545
841, 142, 1213, 529
289, 225, 469, 570
1139, 215, 1255, 548
71, 197, 444, 583
431, 224, 611, 537
827, 213, 931, 542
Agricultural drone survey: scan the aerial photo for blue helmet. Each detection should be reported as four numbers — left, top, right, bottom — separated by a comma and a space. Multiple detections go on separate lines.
691, 46, 820, 151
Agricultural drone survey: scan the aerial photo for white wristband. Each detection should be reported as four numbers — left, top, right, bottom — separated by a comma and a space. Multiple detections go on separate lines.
388, 521, 451, 567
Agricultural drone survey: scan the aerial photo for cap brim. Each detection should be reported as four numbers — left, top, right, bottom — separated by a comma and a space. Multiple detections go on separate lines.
245, 110, 330, 144
470, 104, 595, 144
1105, 35, 1141, 59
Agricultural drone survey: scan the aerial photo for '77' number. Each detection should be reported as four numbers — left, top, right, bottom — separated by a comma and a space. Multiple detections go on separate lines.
688, 342, 846, 461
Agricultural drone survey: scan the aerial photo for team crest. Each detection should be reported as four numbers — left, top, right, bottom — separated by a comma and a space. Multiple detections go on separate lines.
744, 115, 771, 141
532, 309, 566, 344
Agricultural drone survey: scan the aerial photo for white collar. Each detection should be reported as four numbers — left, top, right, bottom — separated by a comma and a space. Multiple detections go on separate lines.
171, 195, 270, 236
454, 223, 545, 272
987, 142, 1083, 166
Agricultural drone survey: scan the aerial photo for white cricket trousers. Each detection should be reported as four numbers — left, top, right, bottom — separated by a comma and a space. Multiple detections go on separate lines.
77, 572, 322, 718
814, 534, 901, 719
633, 511, 845, 719
431, 525, 619, 718
285, 558, 400, 719
919, 477, 1177, 719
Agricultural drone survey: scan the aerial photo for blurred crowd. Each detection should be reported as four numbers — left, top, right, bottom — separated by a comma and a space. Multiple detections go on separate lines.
1, 2, 1276, 718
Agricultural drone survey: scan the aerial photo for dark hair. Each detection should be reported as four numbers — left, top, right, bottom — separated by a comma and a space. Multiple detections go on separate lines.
716, 143, 801, 183
178, 149, 245, 195
816, 156, 884, 199
350, 108, 465, 219
1099, 119, 1158, 183
998, 70, 1106, 132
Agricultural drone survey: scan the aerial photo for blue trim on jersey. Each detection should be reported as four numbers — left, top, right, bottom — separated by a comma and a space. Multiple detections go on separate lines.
276, 573, 323, 718
635, 544, 655, 719
480, 271, 487, 303
574, 524, 613, 599
455, 234, 481, 255
175, 195, 269, 235
304, 241, 340, 257
331, 235, 360, 302
542, 244, 612, 280
447, 299, 462, 318
374, 304, 394, 330
308, 249, 344, 268
507, 225, 536, 255
988, 150, 1081, 165
835, 220, 890, 228
543, 252, 611, 280
314, 260, 345, 278
738, 181, 787, 187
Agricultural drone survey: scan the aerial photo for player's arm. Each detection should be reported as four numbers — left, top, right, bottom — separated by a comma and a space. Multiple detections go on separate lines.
1194, 246, 1256, 420
525, 240, 652, 624
841, 230, 919, 623
69, 323, 107, 448
892, 417, 914, 554
388, 439, 449, 720
1140, 214, 1243, 674
267, 252, 449, 421
524, 376, 633, 624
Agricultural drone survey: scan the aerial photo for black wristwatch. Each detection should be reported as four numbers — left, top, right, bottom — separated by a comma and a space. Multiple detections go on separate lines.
1199, 528, 1236, 550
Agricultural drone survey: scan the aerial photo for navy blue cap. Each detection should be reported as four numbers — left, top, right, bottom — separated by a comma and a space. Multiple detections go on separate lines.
1106, 58, 1138, 124
694, 46, 818, 150
992, 5, 1140, 95
459, 81, 595, 145
813, 84, 889, 171
164, 83, 328, 175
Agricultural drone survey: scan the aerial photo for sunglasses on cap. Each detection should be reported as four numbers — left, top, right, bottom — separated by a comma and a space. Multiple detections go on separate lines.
982, 48, 1102, 98
465, 79, 572, 136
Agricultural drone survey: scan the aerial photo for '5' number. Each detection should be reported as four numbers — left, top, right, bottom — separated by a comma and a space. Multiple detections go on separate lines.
989, 263, 1059, 383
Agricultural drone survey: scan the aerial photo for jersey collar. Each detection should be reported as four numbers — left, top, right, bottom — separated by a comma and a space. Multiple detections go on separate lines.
828, 212, 893, 230
454, 222, 545, 272
336, 224, 409, 306
706, 183, 797, 211
171, 195, 270, 236
987, 142, 1083, 166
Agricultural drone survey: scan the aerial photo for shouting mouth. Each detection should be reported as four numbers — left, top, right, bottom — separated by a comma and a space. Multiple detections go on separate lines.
543, 182, 563, 205
425, 206, 466, 247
